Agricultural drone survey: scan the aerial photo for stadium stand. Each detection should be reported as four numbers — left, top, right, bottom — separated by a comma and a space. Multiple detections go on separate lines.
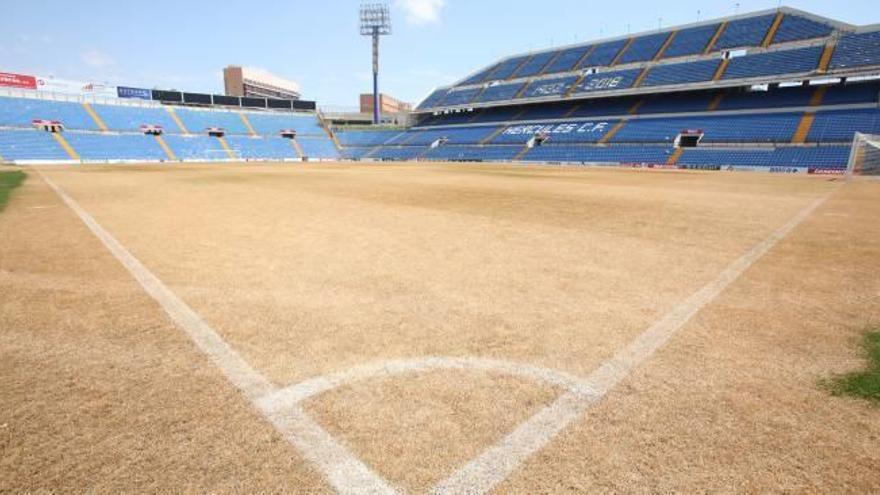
329, 7, 879, 173
0, 6, 877, 173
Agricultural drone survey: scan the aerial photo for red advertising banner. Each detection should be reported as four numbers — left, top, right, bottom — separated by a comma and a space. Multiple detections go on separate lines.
0, 72, 37, 90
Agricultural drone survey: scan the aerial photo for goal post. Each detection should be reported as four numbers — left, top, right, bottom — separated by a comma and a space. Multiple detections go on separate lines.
846, 132, 880, 178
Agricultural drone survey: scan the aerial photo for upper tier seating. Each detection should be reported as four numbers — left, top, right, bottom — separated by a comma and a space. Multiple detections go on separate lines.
488, 56, 530, 81
475, 82, 526, 103
417, 89, 450, 110
514, 52, 558, 78
712, 14, 776, 51
642, 59, 721, 86
0, 96, 98, 130
772, 14, 834, 44
543, 46, 591, 75
830, 31, 880, 70
722, 46, 823, 80
661, 24, 720, 59
618, 32, 670, 64
580, 39, 628, 67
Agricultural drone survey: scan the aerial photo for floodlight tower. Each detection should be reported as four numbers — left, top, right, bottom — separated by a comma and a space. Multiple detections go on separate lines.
360, 3, 392, 125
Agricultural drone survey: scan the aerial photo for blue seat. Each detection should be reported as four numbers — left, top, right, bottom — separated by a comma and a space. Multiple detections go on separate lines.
661, 24, 720, 59
543, 46, 591, 74
722, 46, 822, 79
772, 14, 833, 44
712, 14, 776, 50
65, 132, 167, 161
642, 60, 720, 86
0, 129, 68, 160
513, 52, 559, 78
618, 32, 670, 64
830, 31, 880, 70
579, 40, 628, 68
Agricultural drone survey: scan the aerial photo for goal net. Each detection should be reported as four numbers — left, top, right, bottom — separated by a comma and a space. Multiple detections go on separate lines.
846, 132, 880, 178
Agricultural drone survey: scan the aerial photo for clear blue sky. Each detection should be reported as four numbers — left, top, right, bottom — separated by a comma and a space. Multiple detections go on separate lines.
1, 0, 876, 107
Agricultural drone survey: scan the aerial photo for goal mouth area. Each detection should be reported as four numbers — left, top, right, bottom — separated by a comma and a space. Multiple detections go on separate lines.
847, 132, 880, 179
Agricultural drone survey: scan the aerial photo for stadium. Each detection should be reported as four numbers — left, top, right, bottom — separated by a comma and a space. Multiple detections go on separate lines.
1, 2, 879, 493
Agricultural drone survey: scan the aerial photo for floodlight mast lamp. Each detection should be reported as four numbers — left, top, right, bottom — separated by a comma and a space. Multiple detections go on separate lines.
360, 3, 391, 125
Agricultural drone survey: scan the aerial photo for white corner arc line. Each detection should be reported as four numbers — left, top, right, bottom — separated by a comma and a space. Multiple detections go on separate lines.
258, 356, 598, 414
36, 170, 397, 495
431, 189, 838, 494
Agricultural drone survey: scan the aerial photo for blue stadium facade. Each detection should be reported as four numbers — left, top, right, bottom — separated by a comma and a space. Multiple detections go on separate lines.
0, 7, 878, 173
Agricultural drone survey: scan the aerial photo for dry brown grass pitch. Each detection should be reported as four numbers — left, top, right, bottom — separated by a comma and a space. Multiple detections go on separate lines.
1, 162, 879, 492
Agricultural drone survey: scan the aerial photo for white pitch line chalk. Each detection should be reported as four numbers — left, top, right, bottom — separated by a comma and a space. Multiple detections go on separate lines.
39, 168, 837, 494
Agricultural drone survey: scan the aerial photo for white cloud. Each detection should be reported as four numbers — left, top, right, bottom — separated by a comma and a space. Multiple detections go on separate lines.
80, 49, 113, 68
395, 0, 445, 25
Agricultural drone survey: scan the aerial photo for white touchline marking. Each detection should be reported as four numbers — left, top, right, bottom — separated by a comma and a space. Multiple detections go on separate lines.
38, 166, 838, 494
431, 189, 837, 494
36, 169, 396, 495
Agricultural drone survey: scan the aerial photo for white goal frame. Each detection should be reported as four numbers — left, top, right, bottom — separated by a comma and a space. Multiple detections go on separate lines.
846, 132, 880, 179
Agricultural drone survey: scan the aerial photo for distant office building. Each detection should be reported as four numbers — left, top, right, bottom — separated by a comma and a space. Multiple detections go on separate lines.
359, 93, 412, 115
223, 66, 301, 100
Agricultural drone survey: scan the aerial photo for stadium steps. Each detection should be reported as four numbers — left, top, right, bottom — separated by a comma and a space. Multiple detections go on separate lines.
316, 112, 343, 150
705, 21, 729, 53
238, 113, 258, 136
611, 38, 635, 66
653, 31, 678, 61
217, 136, 237, 159
362, 145, 382, 160
154, 135, 177, 161
82, 103, 108, 132
762, 12, 786, 47
291, 139, 305, 158
817, 39, 837, 73
790, 86, 828, 144
513, 144, 531, 161
628, 99, 645, 115
52, 133, 80, 160
480, 126, 510, 145
510, 54, 535, 79
574, 45, 598, 70
537, 51, 563, 76
707, 92, 725, 111
633, 67, 651, 88
792, 112, 817, 143
712, 58, 731, 81
599, 121, 628, 144
562, 103, 583, 119
165, 107, 189, 134
667, 147, 685, 165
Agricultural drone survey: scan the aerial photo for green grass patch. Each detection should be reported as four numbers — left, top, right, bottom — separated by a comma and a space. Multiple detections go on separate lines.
826, 330, 880, 404
0, 170, 26, 212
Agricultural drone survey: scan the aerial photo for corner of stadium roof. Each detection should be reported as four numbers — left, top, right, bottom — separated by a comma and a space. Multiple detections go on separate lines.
414, 6, 872, 115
